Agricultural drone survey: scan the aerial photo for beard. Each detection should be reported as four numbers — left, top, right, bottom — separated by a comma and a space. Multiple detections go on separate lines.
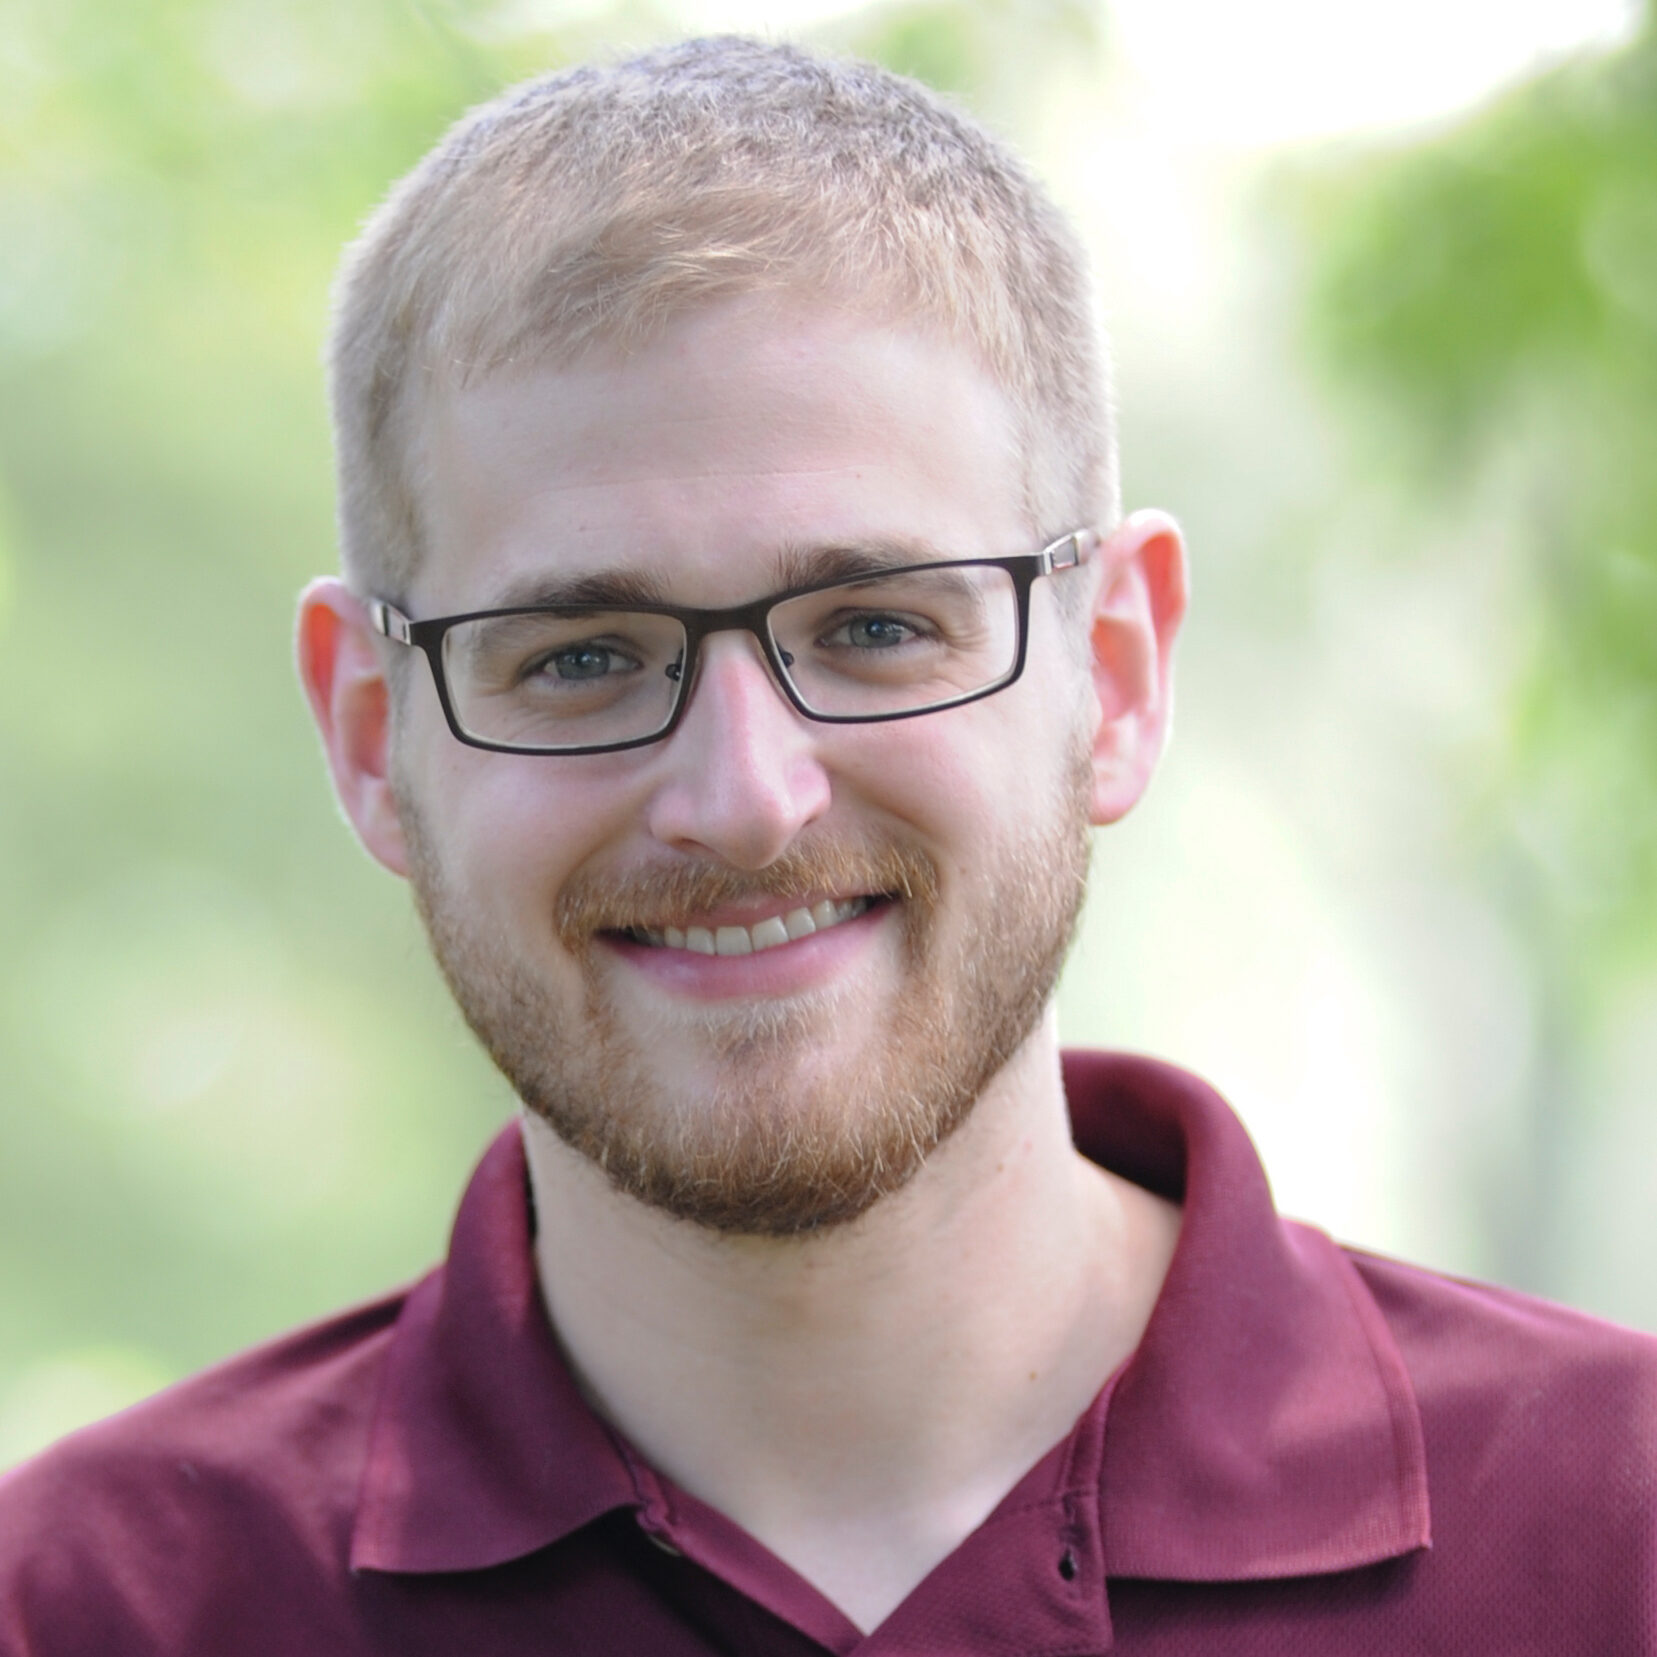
398, 751, 1093, 1237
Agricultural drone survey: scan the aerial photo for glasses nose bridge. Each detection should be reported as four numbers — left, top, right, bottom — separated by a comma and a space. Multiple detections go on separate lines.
677, 597, 796, 713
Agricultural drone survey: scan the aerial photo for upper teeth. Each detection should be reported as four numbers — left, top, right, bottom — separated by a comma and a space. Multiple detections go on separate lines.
630, 897, 870, 956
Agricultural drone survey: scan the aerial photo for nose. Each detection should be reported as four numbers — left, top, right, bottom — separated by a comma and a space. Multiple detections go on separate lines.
643, 631, 832, 869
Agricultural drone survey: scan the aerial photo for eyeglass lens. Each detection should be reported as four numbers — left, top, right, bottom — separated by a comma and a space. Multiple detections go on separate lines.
438, 562, 1021, 752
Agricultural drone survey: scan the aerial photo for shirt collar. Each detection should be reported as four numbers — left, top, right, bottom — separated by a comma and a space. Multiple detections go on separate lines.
350, 1130, 637, 1572
1066, 1052, 1430, 1579
351, 1054, 1429, 1580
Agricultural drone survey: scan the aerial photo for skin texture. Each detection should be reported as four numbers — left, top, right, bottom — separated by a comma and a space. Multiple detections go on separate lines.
298, 293, 1188, 1631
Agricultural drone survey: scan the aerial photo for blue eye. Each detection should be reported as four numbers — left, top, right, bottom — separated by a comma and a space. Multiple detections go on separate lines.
540, 643, 634, 680
842, 614, 916, 649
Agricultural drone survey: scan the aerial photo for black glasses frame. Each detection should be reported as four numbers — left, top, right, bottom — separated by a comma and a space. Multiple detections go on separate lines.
369, 529, 1093, 756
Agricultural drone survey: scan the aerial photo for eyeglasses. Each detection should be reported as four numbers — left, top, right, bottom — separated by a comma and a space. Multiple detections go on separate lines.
369, 530, 1093, 756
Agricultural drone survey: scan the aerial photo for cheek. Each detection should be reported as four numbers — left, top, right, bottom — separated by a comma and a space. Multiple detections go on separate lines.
393, 732, 586, 920
864, 699, 1088, 875
833, 716, 1020, 855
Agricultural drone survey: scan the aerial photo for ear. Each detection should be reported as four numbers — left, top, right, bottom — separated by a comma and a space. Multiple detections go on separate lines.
1085, 509, 1188, 825
295, 578, 411, 876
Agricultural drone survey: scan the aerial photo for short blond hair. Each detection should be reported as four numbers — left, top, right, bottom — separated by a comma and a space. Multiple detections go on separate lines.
329, 36, 1117, 599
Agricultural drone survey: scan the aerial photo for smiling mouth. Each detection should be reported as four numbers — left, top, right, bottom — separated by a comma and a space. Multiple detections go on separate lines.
620, 896, 877, 957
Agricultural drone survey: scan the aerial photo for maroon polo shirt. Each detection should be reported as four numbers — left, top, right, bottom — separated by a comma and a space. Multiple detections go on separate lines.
3, 1053, 1655, 1653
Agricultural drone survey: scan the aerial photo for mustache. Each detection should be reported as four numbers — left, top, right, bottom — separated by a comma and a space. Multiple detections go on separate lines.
555, 837, 940, 946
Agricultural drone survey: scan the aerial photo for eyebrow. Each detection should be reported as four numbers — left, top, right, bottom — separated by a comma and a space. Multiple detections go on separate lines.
482, 538, 956, 613
487, 569, 672, 610
772, 538, 950, 590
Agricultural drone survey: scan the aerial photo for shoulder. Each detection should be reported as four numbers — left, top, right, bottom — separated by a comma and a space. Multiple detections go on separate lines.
0, 1285, 415, 1657
1342, 1242, 1657, 1558
1345, 1242, 1657, 1412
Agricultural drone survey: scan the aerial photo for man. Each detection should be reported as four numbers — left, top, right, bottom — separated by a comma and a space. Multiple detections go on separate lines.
2, 35, 1653, 1655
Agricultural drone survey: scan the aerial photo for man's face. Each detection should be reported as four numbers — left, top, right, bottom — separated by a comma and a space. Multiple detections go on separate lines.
391, 294, 1097, 1234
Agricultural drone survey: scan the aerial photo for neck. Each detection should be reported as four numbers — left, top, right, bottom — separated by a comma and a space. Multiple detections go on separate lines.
522, 1015, 1180, 1631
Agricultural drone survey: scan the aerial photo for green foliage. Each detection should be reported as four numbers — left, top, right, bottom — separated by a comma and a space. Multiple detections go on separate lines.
1306, 34, 1657, 469
1294, 18, 1657, 992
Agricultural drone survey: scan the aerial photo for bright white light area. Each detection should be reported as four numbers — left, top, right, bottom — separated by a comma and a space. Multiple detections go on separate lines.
1106, 0, 1642, 147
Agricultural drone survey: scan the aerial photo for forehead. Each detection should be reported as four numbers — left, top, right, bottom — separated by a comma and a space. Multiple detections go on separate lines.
413, 295, 1029, 613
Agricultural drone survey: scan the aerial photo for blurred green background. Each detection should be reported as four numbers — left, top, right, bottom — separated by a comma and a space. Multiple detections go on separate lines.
3, 0, 1654, 1465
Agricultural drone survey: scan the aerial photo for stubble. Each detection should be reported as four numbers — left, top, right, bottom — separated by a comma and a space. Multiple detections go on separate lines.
397, 753, 1093, 1236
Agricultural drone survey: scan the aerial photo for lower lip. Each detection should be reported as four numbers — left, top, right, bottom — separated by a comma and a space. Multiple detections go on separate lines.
599, 902, 892, 1000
